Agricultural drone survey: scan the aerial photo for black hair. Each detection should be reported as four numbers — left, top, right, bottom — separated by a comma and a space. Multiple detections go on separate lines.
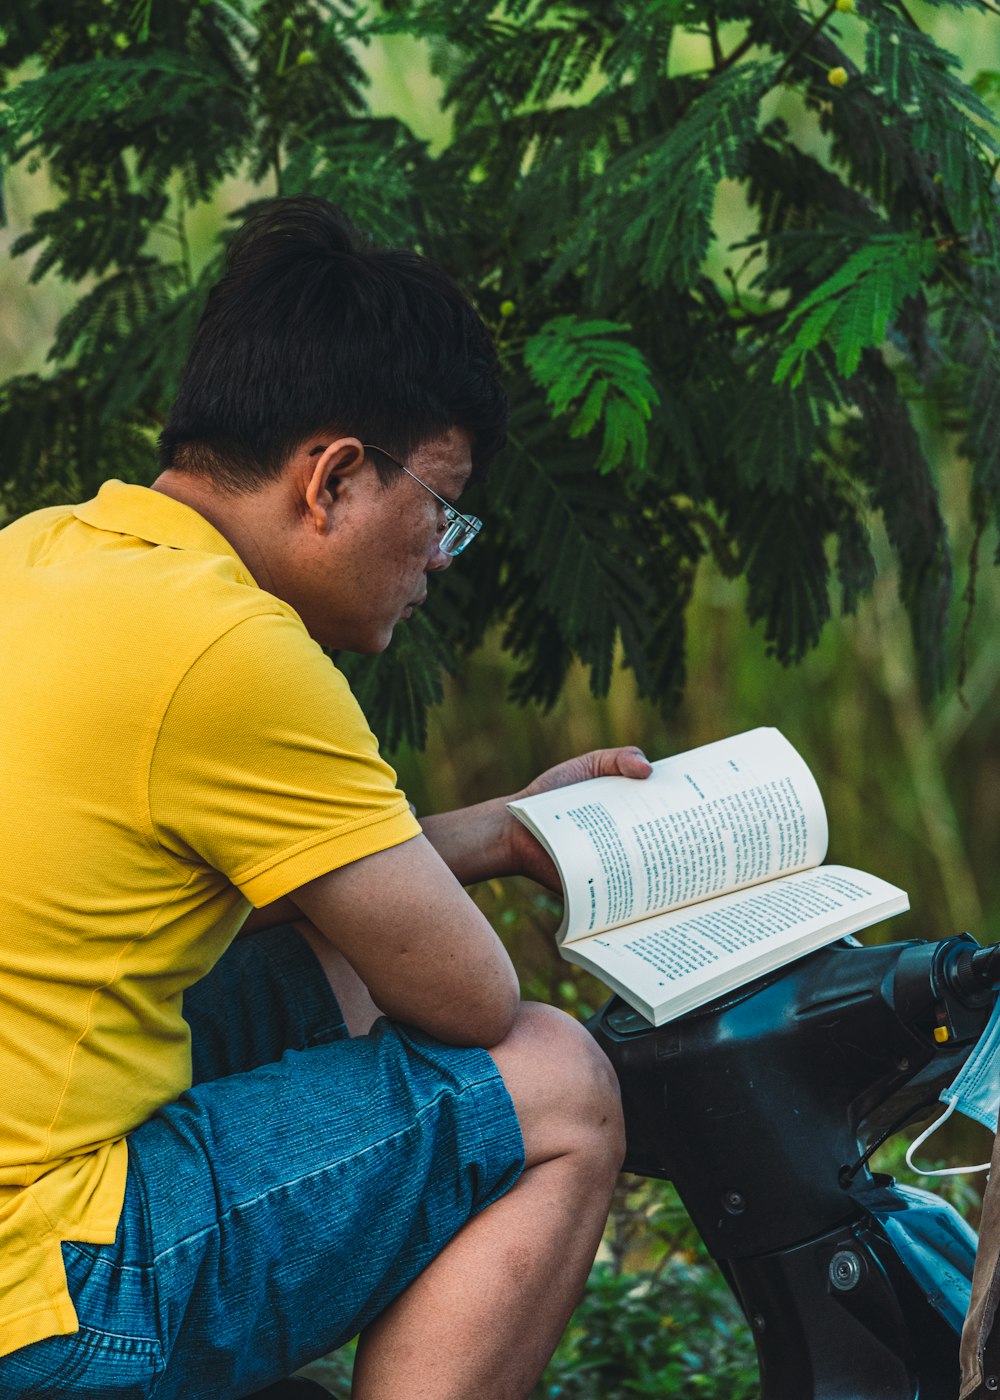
158, 196, 507, 490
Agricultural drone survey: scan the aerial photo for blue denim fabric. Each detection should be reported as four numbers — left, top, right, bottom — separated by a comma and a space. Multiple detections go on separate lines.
0, 928, 524, 1400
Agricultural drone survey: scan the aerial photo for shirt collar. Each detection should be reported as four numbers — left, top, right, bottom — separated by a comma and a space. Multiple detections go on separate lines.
73, 480, 259, 586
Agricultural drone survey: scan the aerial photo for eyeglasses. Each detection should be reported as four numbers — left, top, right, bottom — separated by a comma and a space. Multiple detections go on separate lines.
362, 444, 482, 557
309, 442, 483, 557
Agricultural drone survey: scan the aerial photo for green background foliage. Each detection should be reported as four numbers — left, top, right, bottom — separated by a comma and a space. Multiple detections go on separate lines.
5, 2, 1000, 1394
4, 0, 1000, 743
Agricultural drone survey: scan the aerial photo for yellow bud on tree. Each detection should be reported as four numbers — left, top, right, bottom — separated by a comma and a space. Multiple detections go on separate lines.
827, 66, 849, 88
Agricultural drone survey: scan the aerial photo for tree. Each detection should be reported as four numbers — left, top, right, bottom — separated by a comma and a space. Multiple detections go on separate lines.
2, 0, 999, 746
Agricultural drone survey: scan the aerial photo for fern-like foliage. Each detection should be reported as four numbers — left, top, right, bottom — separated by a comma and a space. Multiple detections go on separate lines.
547, 59, 779, 300
523, 316, 659, 476
774, 235, 937, 386
728, 347, 839, 494
493, 389, 657, 700
9, 191, 169, 283
0, 373, 153, 516
282, 118, 424, 247
848, 352, 953, 693
48, 259, 183, 367
945, 302, 1000, 552
2, 51, 229, 146
337, 606, 462, 752
3, 0, 999, 740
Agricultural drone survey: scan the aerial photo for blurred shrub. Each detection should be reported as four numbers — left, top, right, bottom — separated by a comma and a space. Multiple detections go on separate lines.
534, 1175, 758, 1399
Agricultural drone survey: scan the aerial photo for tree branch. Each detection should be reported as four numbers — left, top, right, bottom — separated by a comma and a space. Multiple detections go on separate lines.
774, 0, 841, 87
708, 14, 724, 68
716, 32, 755, 76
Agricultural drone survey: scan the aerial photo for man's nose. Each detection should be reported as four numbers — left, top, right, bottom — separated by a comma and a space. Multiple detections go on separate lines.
427, 542, 454, 572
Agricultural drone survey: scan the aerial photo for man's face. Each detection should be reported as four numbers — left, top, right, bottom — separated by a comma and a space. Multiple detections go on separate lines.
293, 427, 474, 653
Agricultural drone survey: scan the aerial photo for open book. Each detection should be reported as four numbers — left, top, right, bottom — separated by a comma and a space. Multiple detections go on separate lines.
508, 728, 908, 1026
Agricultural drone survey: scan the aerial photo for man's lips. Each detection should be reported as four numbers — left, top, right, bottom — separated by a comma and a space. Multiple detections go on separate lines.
402, 594, 427, 619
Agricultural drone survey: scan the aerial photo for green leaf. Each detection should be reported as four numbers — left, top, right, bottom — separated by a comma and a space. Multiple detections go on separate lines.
548, 58, 778, 299
0, 373, 154, 517
48, 259, 183, 366
490, 389, 656, 701
728, 346, 839, 493
11, 190, 169, 284
524, 315, 659, 475
0, 52, 234, 149
96, 257, 222, 423
282, 119, 423, 247
773, 235, 937, 386
847, 353, 953, 694
732, 486, 834, 666
338, 606, 462, 752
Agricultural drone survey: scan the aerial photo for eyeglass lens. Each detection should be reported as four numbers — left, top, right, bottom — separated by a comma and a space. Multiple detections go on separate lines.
440, 514, 482, 557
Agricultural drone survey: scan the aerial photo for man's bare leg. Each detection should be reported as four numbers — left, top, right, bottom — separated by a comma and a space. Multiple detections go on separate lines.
352, 1001, 624, 1400
294, 919, 625, 1399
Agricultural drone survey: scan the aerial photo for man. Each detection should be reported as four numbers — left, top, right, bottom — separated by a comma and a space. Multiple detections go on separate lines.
0, 196, 651, 1400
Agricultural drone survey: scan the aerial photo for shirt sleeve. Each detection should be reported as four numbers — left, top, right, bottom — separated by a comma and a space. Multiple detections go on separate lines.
148, 608, 422, 906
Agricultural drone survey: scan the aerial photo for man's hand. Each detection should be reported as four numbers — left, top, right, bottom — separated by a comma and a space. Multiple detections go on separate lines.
419, 746, 652, 890
506, 747, 653, 890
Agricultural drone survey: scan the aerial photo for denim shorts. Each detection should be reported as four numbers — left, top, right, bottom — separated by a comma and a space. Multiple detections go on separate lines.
0, 927, 525, 1400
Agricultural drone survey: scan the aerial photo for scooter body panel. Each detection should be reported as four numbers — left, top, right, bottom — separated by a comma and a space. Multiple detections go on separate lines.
728, 1192, 975, 1399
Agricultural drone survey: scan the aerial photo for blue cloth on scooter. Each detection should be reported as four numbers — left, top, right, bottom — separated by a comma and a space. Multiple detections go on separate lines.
907, 996, 1000, 1176
944, 996, 1000, 1132
0, 926, 525, 1400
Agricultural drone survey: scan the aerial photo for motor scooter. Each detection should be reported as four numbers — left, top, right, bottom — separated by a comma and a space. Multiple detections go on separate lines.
258, 932, 998, 1400
589, 932, 1000, 1400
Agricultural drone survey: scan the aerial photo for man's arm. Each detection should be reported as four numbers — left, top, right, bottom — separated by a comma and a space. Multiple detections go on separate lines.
251, 748, 650, 1046
290, 833, 520, 1048
419, 746, 652, 889
240, 896, 302, 936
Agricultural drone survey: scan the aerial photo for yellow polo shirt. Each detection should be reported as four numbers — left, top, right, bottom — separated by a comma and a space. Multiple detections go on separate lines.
0, 480, 421, 1357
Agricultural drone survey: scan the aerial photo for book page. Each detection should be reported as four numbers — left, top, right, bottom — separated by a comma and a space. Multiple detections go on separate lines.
563, 865, 908, 1026
508, 728, 828, 943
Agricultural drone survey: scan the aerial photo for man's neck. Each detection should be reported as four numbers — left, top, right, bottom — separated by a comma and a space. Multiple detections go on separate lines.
150, 470, 280, 592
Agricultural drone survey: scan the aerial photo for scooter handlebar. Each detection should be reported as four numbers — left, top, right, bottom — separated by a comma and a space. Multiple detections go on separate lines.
946, 940, 1000, 1002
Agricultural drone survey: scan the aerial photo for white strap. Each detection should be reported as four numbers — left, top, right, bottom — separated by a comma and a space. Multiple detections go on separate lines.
905, 1098, 992, 1176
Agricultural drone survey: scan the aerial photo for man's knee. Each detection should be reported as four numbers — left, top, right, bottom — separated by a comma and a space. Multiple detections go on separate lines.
487, 1001, 625, 1174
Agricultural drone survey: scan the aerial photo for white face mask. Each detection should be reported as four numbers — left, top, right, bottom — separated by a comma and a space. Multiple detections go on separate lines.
906, 998, 1000, 1177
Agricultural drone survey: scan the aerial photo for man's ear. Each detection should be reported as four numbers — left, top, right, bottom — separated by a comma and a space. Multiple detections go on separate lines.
302, 438, 366, 533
